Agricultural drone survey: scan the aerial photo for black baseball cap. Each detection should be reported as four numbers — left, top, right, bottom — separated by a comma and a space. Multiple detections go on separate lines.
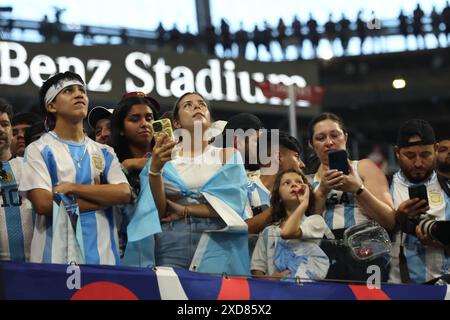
88, 106, 114, 130
279, 131, 302, 154
12, 112, 42, 126
435, 128, 450, 142
224, 113, 264, 131
397, 119, 436, 148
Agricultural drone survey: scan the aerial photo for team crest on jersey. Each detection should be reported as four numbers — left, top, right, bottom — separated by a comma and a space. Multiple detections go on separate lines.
91, 154, 104, 173
428, 189, 443, 206
0, 171, 14, 184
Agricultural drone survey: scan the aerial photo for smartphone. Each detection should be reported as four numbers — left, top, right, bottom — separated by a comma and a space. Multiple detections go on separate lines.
328, 149, 350, 175
151, 118, 174, 143
408, 184, 429, 207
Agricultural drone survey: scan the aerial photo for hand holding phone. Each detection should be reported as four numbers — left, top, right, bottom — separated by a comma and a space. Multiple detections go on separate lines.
328, 149, 350, 175
151, 118, 174, 143
408, 184, 429, 207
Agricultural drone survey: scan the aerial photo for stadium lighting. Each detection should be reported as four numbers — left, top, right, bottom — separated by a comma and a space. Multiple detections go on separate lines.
321, 48, 334, 60
392, 78, 406, 89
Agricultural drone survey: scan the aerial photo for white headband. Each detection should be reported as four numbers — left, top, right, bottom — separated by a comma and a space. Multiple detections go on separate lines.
44, 79, 85, 108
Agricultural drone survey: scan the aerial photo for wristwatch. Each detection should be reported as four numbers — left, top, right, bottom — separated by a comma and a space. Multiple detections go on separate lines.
355, 184, 365, 196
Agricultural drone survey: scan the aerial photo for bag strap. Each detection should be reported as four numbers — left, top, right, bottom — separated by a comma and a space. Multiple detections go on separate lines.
424, 273, 450, 285
398, 232, 411, 283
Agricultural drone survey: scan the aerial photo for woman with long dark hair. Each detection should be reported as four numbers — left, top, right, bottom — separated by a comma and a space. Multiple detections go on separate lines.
109, 92, 160, 265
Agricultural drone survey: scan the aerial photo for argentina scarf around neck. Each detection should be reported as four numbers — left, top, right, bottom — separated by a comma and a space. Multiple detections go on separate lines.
125, 151, 250, 275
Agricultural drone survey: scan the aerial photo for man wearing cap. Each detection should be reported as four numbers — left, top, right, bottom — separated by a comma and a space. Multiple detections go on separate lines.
87, 106, 114, 145
221, 113, 264, 173
216, 113, 270, 235
389, 119, 450, 284
248, 130, 306, 217
19, 71, 130, 265
436, 133, 450, 196
11, 112, 42, 158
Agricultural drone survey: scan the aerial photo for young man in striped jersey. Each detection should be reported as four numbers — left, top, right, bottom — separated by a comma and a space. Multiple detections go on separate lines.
0, 99, 33, 262
19, 72, 131, 265
389, 119, 450, 283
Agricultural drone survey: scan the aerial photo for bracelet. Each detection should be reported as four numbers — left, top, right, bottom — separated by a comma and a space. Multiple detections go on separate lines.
149, 169, 162, 177
355, 184, 365, 196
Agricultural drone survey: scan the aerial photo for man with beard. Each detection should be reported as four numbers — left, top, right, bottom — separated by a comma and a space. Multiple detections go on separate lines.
436, 134, 450, 196
389, 119, 450, 284
0, 99, 33, 262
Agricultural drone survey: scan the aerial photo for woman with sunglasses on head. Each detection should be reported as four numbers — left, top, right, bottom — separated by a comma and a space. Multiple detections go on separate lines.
308, 112, 395, 281
125, 92, 252, 275
109, 92, 160, 265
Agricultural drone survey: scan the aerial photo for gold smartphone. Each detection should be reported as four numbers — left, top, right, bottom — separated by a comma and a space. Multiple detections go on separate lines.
151, 118, 174, 143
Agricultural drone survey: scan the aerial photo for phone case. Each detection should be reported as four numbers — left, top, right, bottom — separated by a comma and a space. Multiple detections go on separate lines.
328, 150, 350, 175
151, 118, 174, 142
408, 184, 429, 206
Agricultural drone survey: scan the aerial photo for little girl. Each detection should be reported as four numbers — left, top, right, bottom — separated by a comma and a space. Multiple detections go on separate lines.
251, 169, 331, 281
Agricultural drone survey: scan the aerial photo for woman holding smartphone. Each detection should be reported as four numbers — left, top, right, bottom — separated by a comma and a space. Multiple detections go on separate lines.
125, 92, 251, 275
308, 112, 395, 281
109, 92, 160, 265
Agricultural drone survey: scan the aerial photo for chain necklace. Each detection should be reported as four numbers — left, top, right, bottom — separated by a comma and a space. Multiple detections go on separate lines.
49, 131, 88, 168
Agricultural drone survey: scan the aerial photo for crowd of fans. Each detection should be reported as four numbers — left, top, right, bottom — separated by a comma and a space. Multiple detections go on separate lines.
2, 4, 450, 60
0, 71, 449, 284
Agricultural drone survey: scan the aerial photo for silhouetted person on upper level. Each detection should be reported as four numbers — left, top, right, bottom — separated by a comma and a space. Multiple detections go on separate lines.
307, 14, 319, 58
203, 22, 217, 56
39, 14, 53, 42
276, 18, 287, 59
181, 26, 196, 53
262, 21, 274, 60
120, 28, 128, 45
442, 1, 450, 45
413, 4, 425, 49
324, 13, 337, 52
431, 6, 443, 47
291, 15, 304, 59
398, 9, 410, 50
252, 25, 264, 60
234, 22, 249, 59
220, 19, 233, 58
156, 22, 166, 48
338, 14, 351, 55
356, 10, 367, 54
169, 24, 181, 53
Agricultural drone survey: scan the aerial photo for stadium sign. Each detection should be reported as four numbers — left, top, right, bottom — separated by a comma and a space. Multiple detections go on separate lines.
0, 41, 320, 115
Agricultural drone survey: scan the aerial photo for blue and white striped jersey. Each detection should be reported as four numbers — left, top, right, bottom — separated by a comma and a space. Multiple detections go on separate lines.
19, 132, 129, 265
247, 172, 271, 211
309, 161, 368, 231
389, 171, 450, 283
0, 157, 33, 262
